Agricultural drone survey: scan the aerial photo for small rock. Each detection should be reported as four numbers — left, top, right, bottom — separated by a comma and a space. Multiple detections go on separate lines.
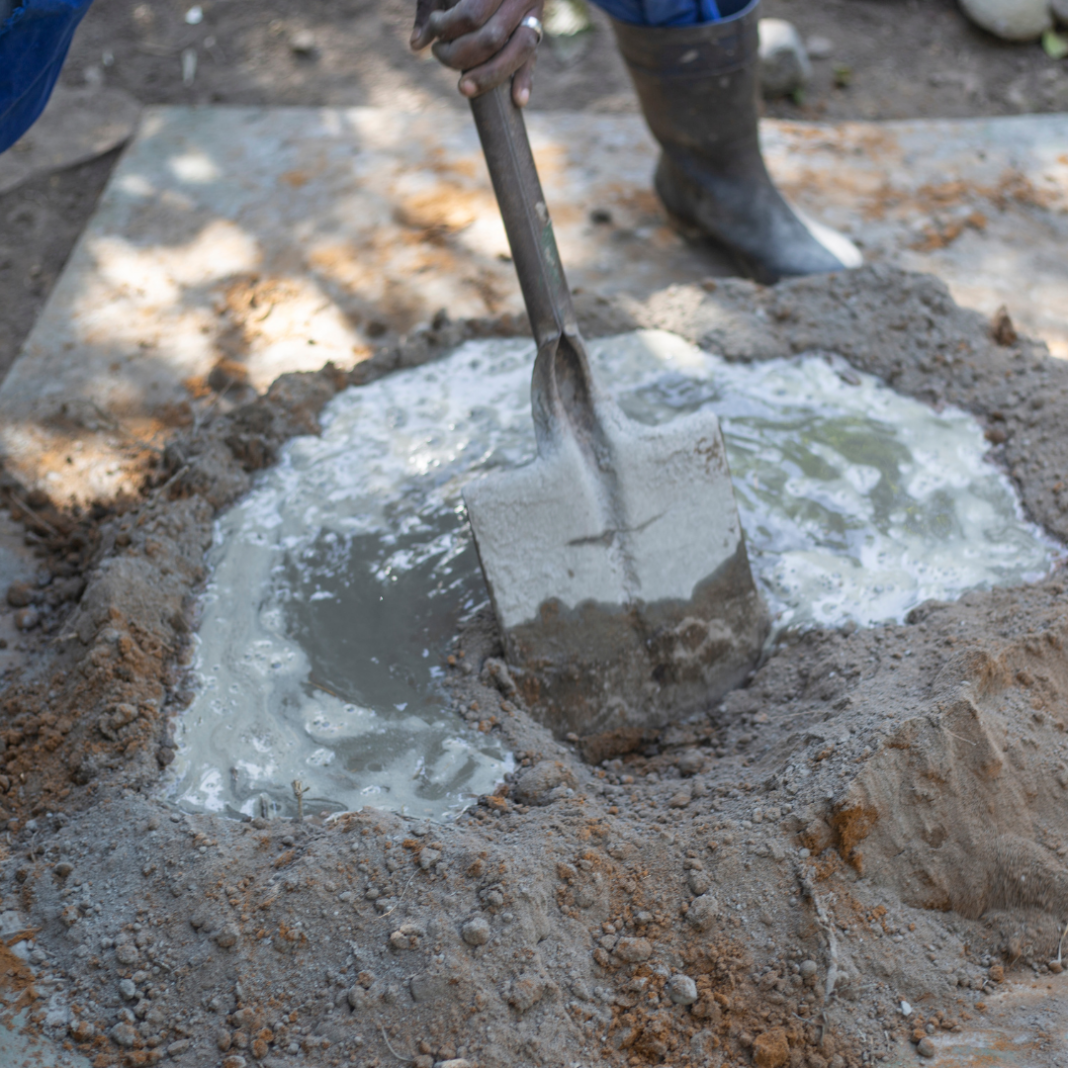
960, 0, 1051, 40
991, 305, 1017, 345
686, 893, 719, 931
799, 959, 818, 979
805, 34, 834, 59
916, 1036, 936, 1059
752, 1027, 790, 1068
758, 19, 812, 98
800, 818, 834, 854
222, 1057, 248, 1068
289, 29, 317, 54
506, 975, 546, 1013
168, 1039, 191, 1055
14, 607, 39, 630
439, 1061, 472, 1068
666, 974, 698, 1005
688, 870, 711, 896
900, 999, 913, 1016
668, 791, 691, 809
111, 702, 139, 727
481, 657, 517, 696
45, 1004, 70, 1029
410, 973, 449, 1003
53, 861, 73, 878
461, 916, 491, 946
675, 749, 704, 776
69, 1018, 95, 1042
513, 761, 577, 806
217, 1028, 233, 1051
6, 581, 33, 607
419, 848, 442, 871
615, 937, 653, 962
214, 923, 240, 949
1049, 959, 1064, 974
119, 978, 138, 1001
111, 1023, 139, 1049
115, 943, 139, 965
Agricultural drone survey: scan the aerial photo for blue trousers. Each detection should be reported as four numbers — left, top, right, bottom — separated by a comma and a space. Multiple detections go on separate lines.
0, 0, 95, 154
590, 0, 751, 27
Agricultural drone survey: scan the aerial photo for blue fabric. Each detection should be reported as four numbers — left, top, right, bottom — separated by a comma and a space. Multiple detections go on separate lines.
590, 0, 720, 26
0, 0, 95, 155
590, 0, 751, 26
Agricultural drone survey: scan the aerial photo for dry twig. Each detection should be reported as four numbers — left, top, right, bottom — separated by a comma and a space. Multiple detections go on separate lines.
378, 1022, 413, 1063
292, 779, 310, 822
798, 863, 840, 1001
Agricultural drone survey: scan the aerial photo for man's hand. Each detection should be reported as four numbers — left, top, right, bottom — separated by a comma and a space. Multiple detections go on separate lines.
411, 0, 545, 107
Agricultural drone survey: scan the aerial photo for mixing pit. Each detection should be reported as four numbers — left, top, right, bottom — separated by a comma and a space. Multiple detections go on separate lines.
169, 330, 1061, 821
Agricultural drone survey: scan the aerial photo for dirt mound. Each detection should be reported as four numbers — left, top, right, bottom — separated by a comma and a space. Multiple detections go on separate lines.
1, 266, 1067, 1067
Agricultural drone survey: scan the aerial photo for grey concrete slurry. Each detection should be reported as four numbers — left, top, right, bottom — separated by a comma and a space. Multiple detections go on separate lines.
170, 330, 1061, 821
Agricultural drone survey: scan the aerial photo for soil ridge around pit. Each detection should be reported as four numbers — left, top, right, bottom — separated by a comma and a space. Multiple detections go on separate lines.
0, 266, 1066, 1067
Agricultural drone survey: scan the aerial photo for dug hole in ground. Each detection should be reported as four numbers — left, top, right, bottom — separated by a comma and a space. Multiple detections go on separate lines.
2, 266, 1068, 1068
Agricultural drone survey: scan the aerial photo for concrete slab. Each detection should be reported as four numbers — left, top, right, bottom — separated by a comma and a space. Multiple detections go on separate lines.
0, 106, 1065, 504
0, 84, 141, 196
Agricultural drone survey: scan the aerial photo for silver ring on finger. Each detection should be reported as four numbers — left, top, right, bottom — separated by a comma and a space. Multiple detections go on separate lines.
519, 14, 543, 44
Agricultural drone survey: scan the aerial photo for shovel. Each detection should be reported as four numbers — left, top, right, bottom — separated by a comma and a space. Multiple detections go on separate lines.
463, 83, 768, 744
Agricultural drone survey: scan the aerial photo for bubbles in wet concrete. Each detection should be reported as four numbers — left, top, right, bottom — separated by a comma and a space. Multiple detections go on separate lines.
169, 330, 1062, 820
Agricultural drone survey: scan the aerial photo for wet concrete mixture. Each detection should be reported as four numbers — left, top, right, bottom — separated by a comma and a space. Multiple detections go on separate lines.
2, 265, 1068, 1068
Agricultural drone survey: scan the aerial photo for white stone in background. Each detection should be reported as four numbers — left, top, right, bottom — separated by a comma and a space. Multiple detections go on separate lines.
759, 19, 813, 98
959, 0, 1051, 41
805, 34, 835, 60
1053, 0, 1068, 27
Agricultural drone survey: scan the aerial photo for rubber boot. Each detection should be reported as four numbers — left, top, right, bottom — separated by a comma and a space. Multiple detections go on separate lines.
610, 0, 861, 284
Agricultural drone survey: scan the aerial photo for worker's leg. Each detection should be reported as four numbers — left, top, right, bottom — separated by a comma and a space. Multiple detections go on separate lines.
0, 0, 96, 155
599, 0, 861, 283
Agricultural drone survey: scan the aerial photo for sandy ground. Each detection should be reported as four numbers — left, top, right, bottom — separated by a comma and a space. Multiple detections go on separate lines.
3, 1, 1068, 1064
2, 0, 1068, 381
1, 268, 1068, 1067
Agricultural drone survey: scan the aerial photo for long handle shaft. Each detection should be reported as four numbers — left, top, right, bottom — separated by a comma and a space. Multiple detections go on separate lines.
469, 84, 576, 348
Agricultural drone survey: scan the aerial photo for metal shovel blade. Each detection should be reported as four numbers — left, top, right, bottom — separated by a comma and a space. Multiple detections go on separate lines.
464, 85, 768, 740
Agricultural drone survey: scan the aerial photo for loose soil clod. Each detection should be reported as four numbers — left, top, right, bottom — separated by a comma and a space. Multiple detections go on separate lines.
1, 265, 1067, 1067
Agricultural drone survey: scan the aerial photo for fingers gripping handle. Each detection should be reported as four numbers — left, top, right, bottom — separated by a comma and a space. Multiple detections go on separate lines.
469, 83, 598, 450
